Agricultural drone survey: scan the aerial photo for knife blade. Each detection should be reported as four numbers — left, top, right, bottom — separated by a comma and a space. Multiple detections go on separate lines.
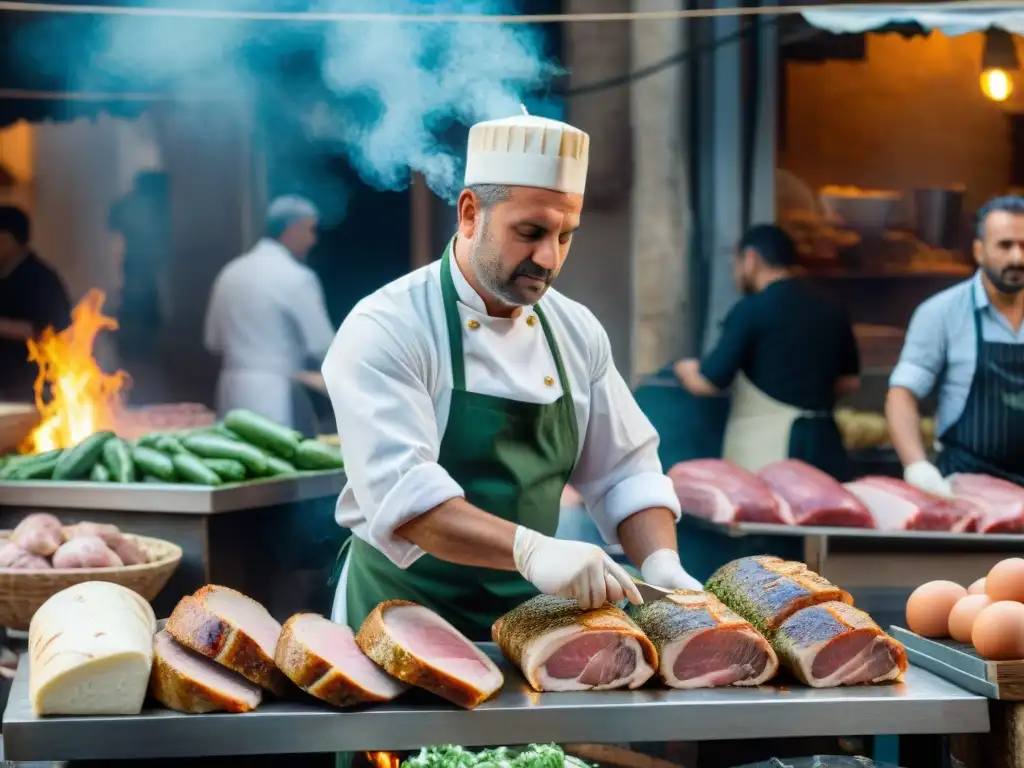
630, 577, 673, 603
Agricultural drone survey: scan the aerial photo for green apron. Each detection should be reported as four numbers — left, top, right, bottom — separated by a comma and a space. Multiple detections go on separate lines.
341, 240, 580, 638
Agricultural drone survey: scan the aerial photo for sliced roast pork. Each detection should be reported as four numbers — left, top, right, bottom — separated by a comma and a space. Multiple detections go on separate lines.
630, 591, 777, 689
758, 460, 875, 528
845, 477, 976, 532
275, 613, 406, 707
705, 555, 852, 637
492, 595, 657, 692
356, 600, 503, 709
773, 602, 907, 688
950, 474, 1024, 533
151, 630, 262, 714
166, 585, 290, 695
668, 459, 794, 525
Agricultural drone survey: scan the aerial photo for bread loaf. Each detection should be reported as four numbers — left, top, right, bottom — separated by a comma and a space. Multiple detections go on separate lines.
29, 581, 156, 716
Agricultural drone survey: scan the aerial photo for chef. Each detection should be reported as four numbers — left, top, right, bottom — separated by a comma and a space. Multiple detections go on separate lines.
204, 195, 334, 436
887, 195, 1024, 493
673, 224, 861, 480
322, 113, 700, 642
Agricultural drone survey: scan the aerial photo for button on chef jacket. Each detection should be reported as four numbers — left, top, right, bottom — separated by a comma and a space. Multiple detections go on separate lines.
701, 279, 860, 412
322, 252, 682, 572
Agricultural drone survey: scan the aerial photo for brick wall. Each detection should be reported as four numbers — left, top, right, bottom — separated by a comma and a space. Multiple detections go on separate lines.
780, 31, 1018, 217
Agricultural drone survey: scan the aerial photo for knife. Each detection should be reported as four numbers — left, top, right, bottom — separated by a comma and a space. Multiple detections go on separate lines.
630, 576, 674, 603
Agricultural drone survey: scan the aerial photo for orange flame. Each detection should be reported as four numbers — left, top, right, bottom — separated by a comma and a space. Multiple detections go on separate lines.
21, 289, 128, 454
366, 753, 401, 768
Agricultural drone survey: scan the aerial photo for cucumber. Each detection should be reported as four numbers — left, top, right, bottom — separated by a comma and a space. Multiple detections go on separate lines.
137, 433, 165, 448
292, 439, 344, 471
90, 462, 111, 482
154, 435, 189, 455
264, 455, 298, 477
171, 453, 223, 486
101, 438, 135, 483
224, 409, 302, 459
0, 451, 57, 479
52, 432, 115, 481
132, 446, 176, 483
12, 452, 62, 480
181, 434, 268, 475
141, 474, 165, 484
200, 458, 247, 483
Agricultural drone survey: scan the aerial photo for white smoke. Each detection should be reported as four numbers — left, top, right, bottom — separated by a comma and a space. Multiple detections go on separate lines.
51, 0, 558, 205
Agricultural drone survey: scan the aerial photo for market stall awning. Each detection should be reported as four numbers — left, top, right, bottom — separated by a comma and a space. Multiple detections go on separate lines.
802, 3, 1024, 36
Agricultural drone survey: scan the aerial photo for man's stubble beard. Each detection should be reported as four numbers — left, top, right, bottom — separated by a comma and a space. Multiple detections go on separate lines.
468, 217, 540, 307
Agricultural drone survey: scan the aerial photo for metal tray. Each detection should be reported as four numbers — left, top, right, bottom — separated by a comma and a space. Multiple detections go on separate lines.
891, 625, 1024, 700
1, 647, 988, 762
682, 515, 1024, 543
0, 470, 345, 514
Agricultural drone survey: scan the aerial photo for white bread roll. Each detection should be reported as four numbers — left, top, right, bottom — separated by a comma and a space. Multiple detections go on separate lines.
29, 581, 157, 716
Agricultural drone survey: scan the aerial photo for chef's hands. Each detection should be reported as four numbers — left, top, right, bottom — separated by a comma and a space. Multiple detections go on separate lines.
904, 460, 952, 497
641, 548, 702, 591
513, 526, 643, 609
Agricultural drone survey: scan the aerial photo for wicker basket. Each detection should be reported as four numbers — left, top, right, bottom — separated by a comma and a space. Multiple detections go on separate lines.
0, 533, 183, 630
0, 403, 38, 455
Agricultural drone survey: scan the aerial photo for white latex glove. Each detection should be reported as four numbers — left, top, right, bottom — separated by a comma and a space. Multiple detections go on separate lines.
641, 549, 703, 591
513, 527, 642, 609
904, 460, 952, 497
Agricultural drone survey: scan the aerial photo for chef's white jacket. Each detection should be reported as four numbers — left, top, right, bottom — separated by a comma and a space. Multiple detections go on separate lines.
322, 252, 682, 570
204, 238, 334, 426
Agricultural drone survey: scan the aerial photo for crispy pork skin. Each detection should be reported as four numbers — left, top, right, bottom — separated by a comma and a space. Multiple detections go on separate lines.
356, 600, 503, 709
275, 613, 406, 707
493, 595, 657, 692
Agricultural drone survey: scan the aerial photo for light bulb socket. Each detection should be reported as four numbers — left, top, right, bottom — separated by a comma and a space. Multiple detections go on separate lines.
983, 27, 1020, 72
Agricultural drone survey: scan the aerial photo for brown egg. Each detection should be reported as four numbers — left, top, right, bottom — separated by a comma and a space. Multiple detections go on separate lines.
968, 578, 987, 595
972, 601, 1024, 661
906, 580, 967, 638
986, 559, 1024, 603
948, 594, 993, 643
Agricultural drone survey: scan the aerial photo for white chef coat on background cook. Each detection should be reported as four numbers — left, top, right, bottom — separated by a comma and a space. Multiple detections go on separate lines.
324, 250, 681, 621
204, 238, 335, 428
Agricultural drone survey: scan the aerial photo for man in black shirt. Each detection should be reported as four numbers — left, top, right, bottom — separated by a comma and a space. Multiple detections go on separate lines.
674, 224, 860, 480
0, 206, 71, 402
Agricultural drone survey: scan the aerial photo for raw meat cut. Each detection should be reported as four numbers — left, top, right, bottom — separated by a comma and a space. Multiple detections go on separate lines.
151, 629, 262, 714
275, 613, 406, 707
844, 477, 976, 532
705, 555, 852, 637
166, 585, 290, 695
492, 595, 657, 692
668, 459, 794, 525
12, 513, 64, 557
773, 602, 907, 687
758, 460, 875, 528
629, 590, 777, 689
356, 600, 503, 709
950, 474, 1024, 533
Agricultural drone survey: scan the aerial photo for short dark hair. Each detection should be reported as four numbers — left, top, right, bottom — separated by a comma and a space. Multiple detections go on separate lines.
738, 224, 796, 268
0, 206, 30, 246
975, 195, 1024, 240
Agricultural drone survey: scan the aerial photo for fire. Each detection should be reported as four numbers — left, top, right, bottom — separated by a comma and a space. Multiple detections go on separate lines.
366, 753, 401, 768
21, 289, 128, 454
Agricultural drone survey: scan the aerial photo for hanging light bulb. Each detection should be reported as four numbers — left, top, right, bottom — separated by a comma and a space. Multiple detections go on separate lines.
981, 27, 1020, 103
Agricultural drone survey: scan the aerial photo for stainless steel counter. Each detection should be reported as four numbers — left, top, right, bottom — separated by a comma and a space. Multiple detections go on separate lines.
0, 470, 344, 514
1, 649, 989, 762
685, 517, 1024, 544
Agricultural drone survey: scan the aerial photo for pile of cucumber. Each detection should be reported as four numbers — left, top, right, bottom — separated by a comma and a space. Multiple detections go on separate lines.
0, 409, 344, 486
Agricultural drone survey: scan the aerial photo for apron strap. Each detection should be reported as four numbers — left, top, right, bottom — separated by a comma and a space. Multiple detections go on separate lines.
534, 304, 573, 396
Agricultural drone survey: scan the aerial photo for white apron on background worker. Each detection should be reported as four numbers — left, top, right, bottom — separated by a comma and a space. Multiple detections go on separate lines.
887, 195, 1024, 494
674, 224, 860, 480
322, 113, 703, 651
204, 196, 334, 436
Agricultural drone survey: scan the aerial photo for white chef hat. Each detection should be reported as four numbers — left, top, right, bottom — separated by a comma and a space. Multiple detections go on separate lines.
267, 195, 319, 223
463, 110, 590, 196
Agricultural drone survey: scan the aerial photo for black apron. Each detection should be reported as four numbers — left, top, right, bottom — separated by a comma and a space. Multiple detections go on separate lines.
937, 304, 1024, 484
